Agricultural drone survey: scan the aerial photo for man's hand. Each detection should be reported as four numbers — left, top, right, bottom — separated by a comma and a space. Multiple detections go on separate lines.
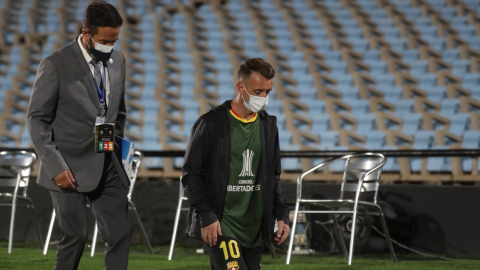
53, 170, 76, 189
201, 220, 222, 246
274, 220, 290, 246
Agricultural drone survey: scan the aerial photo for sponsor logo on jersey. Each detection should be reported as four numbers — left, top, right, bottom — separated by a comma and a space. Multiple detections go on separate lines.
227, 185, 261, 192
239, 149, 254, 177
227, 261, 239, 270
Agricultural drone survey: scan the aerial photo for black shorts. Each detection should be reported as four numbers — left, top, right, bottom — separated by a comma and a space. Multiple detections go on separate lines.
203, 236, 261, 270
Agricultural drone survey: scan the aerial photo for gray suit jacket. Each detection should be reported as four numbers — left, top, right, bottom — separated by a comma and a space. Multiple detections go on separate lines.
27, 38, 128, 192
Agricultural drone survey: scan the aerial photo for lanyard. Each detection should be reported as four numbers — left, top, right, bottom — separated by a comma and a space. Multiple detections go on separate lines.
85, 60, 106, 116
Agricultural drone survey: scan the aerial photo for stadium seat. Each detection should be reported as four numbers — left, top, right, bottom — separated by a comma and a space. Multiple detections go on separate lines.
402, 114, 424, 135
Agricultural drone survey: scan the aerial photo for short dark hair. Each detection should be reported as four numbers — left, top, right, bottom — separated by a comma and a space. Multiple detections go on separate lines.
238, 58, 275, 81
83, 2, 123, 32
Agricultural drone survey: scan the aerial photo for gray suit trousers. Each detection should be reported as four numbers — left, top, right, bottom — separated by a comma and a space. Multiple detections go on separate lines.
49, 153, 131, 270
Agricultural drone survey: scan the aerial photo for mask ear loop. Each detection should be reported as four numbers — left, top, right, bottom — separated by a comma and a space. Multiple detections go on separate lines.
83, 30, 97, 60
240, 83, 251, 104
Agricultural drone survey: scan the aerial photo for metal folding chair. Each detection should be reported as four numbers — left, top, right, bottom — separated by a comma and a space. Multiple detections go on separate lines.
0, 150, 43, 254
168, 178, 188, 260
44, 151, 154, 256
286, 153, 397, 265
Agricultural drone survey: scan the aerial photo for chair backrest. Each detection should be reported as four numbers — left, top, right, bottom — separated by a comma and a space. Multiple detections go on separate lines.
0, 151, 37, 196
127, 151, 143, 200
340, 154, 385, 203
297, 152, 386, 203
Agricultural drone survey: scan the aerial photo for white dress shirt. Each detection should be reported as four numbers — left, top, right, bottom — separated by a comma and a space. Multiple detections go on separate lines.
77, 35, 110, 106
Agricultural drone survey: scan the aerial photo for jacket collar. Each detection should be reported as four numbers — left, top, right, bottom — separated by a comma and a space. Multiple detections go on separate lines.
71, 38, 102, 114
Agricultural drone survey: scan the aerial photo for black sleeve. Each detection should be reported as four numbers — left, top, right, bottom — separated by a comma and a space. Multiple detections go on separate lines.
272, 119, 291, 224
181, 117, 217, 228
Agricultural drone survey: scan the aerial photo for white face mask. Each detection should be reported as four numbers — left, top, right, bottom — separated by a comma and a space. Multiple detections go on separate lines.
89, 33, 114, 53
241, 83, 269, 113
85, 32, 114, 62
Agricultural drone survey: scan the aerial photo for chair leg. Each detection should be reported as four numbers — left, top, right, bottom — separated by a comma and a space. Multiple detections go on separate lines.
331, 213, 348, 262
348, 211, 359, 265
91, 223, 98, 257
129, 201, 154, 255
286, 201, 299, 265
28, 205, 44, 250
8, 197, 17, 254
44, 209, 56, 255
379, 211, 397, 262
168, 193, 184, 260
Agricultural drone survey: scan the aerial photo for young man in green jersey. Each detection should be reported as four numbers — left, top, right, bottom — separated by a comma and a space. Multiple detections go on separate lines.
182, 58, 290, 270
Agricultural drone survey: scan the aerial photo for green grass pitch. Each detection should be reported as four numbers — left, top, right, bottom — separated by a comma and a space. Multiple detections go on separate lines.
1, 241, 479, 270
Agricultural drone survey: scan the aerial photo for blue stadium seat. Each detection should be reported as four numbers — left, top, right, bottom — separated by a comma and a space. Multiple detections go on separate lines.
395, 99, 415, 114
343, 98, 370, 114
369, 9, 387, 20
463, 130, 480, 148
402, 113, 424, 135
423, 37, 447, 51
427, 147, 452, 172
312, 38, 333, 52
414, 131, 436, 148
351, 39, 370, 54
363, 131, 386, 148
326, 148, 348, 171
462, 73, 480, 89
390, 0, 411, 8
457, 25, 477, 39
345, 29, 364, 40
311, 114, 331, 135
410, 60, 430, 75
440, 7, 457, 20
356, 113, 377, 134
463, 0, 480, 9
414, 17, 432, 26
442, 48, 460, 62
448, 113, 471, 135
328, 61, 348, 75
364, 59, 388, 74
378, 26, 401, 38
377, 146, 398, 171
332, 74, 354, 87
464, 36, 480, 49
416, 26, 438, 38
336, 86, 359, 98
382, 86, 403, 103
292, 1, 310, 10
440, 99, 461, 115
364, 50, 381, 60
418, 74, 438, 87
402, 49, 420, 62
452, 59, 471, 77
422, 86, 447, 103
320, 131, 339, 147
374, 74, 395, 86
402, 8, 422, 21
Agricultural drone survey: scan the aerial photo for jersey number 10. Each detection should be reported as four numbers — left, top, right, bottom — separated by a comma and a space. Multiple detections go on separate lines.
219, 240, 240, 260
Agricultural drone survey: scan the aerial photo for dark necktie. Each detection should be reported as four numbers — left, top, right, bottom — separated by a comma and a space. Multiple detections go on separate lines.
90, 59, 108, 115
90, 59, 103, 91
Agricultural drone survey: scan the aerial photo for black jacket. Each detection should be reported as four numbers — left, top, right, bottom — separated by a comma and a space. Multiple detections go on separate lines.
181, 101, 290, 243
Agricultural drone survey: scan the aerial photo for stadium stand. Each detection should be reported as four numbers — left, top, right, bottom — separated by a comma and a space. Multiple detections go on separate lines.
0, 0, 479, 183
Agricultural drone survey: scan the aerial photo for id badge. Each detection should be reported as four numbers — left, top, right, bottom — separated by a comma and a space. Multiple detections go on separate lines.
95, 123, 115, 152
93, 116, 105, 133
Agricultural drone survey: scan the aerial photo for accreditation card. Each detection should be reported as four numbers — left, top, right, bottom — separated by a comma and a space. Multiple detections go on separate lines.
95, 123, 115, 152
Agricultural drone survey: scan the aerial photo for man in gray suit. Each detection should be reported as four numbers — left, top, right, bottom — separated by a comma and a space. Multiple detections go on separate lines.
27, 2, 130, 269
